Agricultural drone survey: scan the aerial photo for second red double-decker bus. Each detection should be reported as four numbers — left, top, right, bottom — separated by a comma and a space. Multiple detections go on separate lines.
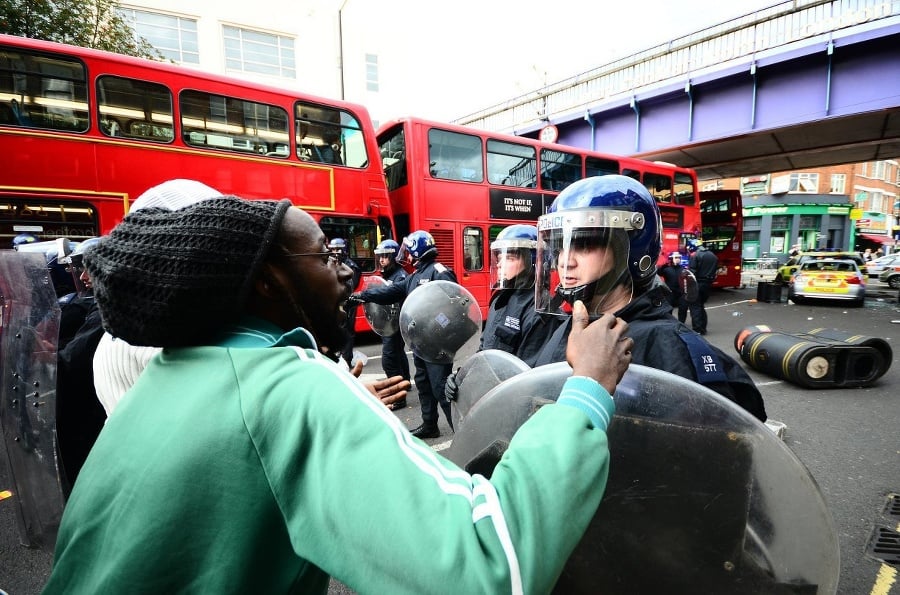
0, 34, 395, 331
376, 116, 700, 315
699, 190, 744, 288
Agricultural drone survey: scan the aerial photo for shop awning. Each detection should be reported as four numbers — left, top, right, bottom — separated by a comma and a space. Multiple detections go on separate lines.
858, 233, 896, 245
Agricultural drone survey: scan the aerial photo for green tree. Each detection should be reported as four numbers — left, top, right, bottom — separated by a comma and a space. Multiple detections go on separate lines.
0, 0, 162, 60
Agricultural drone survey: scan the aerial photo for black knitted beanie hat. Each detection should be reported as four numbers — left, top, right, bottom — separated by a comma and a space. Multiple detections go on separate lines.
85, 197, 292, 347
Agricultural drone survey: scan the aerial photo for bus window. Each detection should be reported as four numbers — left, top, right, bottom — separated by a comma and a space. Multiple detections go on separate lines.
0, 48, 88, 132
180, 89, 289, 156
463, 226, 484, 271
97, 75, 173, 142
585, 156, 619, 178
621, 168, 641, 181
296, 102, 367, 168
428, 128, 483, 183
378, 124, 407, 191
674, 172, 696, 206
539, 149, 581, 191
1, 198, 98, 244
487, 139, 537, 187
643, 172, 673, 203
318, 216, 380, 273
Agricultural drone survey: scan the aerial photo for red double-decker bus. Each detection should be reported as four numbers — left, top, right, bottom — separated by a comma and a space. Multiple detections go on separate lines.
376, 116, 700, 315
699, 190, 743, 288
0, 34, 395, 331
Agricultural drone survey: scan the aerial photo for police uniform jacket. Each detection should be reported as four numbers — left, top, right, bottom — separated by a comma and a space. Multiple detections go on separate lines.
690, 248, 719, 283
481, 287, 558, 367
533, 279, 767, 421
357, 253, 456, 305
657, 264, 683, 307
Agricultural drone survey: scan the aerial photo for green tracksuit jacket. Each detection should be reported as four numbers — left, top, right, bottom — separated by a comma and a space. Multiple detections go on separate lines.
44, 318, 614, 595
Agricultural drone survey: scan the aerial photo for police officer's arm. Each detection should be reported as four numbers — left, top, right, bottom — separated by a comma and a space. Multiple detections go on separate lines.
353, 277, 406, 305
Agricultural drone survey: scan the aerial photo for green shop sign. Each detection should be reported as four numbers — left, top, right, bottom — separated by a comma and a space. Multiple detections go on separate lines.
743, 205, 850, 216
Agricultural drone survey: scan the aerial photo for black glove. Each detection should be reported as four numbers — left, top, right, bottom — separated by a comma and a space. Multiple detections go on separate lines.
347, 292, 364, 304
444, 370, 460, 402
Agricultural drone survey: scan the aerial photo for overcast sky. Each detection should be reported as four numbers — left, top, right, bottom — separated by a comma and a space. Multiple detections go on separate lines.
352, 0, 782, 122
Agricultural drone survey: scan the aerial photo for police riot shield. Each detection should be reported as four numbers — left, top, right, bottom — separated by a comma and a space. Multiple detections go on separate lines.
399, 280, 482, 365
680, 268, 699, 303
361, 276, 400, 337
0, 251, 64, 551
448, 349, 530, 431
447, 363, 839, 594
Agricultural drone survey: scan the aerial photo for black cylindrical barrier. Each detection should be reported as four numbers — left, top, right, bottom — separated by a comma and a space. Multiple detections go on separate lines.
755, 281, 783, 303
800, 328, 893, 382
734, 325, 886, 388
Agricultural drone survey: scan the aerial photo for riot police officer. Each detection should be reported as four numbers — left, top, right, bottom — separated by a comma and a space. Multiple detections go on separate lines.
481, 224, 557, 365
328, 238, 361, 367
352, 230, 457, 438
532, 175, 766, 421
373, 239, 410, 401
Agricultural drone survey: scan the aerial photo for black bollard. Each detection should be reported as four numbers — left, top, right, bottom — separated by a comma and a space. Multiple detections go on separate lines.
734, 325, 890, 388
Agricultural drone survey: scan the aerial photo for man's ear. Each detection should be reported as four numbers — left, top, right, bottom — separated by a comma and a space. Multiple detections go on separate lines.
254, 263, 284, 298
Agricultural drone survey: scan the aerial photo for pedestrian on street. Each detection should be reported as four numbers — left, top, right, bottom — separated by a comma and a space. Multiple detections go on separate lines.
44, 196, 634, 594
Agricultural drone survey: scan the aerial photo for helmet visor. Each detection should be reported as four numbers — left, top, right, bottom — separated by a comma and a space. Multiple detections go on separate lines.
536, 209, 635, 318
374, 249, 396, 272
490, 238, 535, 290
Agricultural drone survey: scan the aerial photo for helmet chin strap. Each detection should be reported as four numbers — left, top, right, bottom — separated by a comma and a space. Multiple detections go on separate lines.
555, 267, 630, 309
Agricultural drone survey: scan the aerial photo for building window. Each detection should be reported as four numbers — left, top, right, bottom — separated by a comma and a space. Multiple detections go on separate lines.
365, 53, 379, 92
120, 9, 199, 64
872, 191, 884, 212
829, 174, 846, 194
789, 173, 818, 193
871, 161, 887, 181
223, 26, 295, 78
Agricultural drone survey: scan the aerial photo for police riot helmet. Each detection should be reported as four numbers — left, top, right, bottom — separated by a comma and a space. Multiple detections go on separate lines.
397, 230, 437, 263
536, 175, 661, 318
63, 237, 101, 295
12, 232, 39, 249
46, 239, 76, 297
686, 238, 702, 253
490, 224, 537, 290
373, 239, 400, 272
327, 237, 348, 256
374, 239, 400, 256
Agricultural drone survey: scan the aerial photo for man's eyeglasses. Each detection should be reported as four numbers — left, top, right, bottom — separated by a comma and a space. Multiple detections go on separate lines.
281, 251, 344, 267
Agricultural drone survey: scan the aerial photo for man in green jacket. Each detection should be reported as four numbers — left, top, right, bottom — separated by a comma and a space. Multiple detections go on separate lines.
44, 196, 633, 595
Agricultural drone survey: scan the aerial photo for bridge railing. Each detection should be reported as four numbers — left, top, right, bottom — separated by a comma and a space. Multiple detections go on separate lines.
457, 0, 898, 133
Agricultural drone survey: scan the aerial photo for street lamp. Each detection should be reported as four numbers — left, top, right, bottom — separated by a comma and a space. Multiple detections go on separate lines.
337, 0, 349, 100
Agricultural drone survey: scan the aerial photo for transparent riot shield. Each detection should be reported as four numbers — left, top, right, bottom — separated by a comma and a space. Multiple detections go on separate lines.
0, 251, 64, 551
399, 280, 482, 365
447, 363, 839, 594
448, 349, 530, 430
361, 276, 400, 337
